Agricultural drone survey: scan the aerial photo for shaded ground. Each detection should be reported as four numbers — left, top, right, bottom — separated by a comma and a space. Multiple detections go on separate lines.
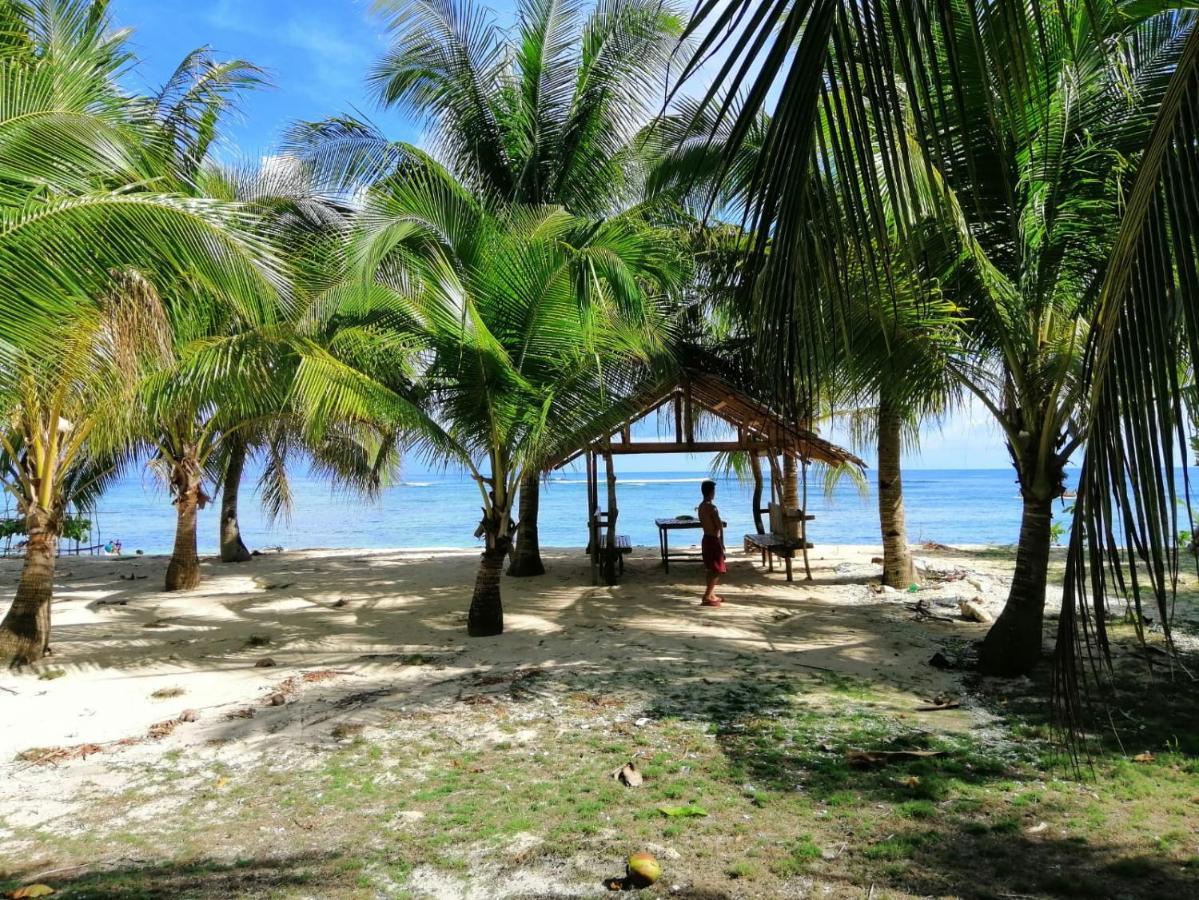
0, 544, 1196, 898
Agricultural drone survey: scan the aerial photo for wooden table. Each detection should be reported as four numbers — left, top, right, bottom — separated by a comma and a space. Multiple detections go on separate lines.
655, 517, 725, 573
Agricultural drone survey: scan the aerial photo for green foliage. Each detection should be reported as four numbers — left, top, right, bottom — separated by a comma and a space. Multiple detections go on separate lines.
61, 515, 92, 543
674, 0, 1199, 683
0, 514, 90, 542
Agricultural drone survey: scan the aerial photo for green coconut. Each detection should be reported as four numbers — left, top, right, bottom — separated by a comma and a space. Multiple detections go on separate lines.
626, 852, 662, 887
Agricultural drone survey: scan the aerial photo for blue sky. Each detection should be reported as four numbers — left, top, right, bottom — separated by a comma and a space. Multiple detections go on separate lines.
108, 0, 1013, 471
109, 0, 514, 155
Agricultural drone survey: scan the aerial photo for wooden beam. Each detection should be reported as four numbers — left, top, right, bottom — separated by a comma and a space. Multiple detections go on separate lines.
601, 441, 791, 454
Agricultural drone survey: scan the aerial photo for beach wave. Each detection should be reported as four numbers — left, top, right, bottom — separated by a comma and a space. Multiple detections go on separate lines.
549, 477, 708, 486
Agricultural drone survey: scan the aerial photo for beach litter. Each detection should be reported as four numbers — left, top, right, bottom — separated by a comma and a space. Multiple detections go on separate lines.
846, 749, 945, 766
958, 598, 994, 623
612, 761, 643, 787
6, 884, 55, 898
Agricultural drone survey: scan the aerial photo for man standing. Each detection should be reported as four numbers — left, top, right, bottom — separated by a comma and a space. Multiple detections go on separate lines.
698, 480, 726, 607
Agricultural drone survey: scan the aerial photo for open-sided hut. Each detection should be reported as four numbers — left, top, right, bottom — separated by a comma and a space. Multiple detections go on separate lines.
551, 369, 865, 584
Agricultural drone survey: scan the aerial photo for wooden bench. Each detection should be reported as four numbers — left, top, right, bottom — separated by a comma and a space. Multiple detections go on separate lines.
586, 511, 631, 576
590, 534, 632, 575
744, 502, 814, 582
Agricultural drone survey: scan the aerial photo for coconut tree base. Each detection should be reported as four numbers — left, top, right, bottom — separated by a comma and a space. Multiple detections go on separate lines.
877, 403, 916, 589
0, 593, 52, 666
977, 493, 1053, 676
507, 555, 545, 578
1, 526, 57, 666
164, 560, 203, 592
219, 441, 253, 563
166, 466, 206, 591
0, 622, 48, 667
220, 535, 252, 564
977, 606, 1044, 676
468, 544, 508, 636
508, 473, 545, 577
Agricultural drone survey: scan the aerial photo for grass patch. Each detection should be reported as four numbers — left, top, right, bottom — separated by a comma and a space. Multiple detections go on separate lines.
771, 834, 822, 876
10, 635, 1199, 900
724, 861, 757, 879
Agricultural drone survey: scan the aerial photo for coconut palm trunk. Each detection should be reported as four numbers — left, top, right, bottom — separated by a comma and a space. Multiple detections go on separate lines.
978, 489, 1055, 675
508, 471, 544, 577
0, 507, 58, 666
165, 449, 206, 591
469, 511, 510, 637
782, 455, 800, 539
219, 440, 252, 563
877, 400, 915, 588
750, 452, 766, 534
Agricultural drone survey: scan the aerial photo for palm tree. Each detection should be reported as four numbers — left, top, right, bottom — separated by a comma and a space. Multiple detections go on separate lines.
362, 0, 685, 577
674, 0, 1199, 676
286, 140, 683, 635
216, 434, 254, 562
0, 0, 286, 663
137, 56, 388, 589
194, 160, 358, 564
0, 276, 165, 664
142, 321, 286, 591
655, 101, 962, 589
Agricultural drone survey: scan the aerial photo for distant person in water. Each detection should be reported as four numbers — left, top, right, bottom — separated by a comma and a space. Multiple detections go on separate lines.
698, 480, 726, 607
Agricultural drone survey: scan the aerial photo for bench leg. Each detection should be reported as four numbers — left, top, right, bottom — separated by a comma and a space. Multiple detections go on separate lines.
768, 550, 775, 573
785, 555, 793, 583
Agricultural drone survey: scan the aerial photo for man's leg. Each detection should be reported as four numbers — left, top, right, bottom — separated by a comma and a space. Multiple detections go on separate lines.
703, 570, 722, 606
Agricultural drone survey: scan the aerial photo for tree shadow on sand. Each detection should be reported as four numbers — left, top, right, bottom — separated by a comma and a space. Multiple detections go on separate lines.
1, 852, 345, 899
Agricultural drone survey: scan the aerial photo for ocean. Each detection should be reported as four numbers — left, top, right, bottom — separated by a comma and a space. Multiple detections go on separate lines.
27, 466, 1075, 556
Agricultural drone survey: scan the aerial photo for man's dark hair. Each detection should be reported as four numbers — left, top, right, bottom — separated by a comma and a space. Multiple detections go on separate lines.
701, 480, 717, 500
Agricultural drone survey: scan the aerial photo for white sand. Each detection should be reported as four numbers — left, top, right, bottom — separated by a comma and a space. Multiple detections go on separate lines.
0, 542, 1023, 834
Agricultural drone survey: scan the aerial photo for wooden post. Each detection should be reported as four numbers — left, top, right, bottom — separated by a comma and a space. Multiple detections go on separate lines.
800, 457, 812, 580
674, 392, 683, 444
604, 450, 619, 585
587, 450, 599, 586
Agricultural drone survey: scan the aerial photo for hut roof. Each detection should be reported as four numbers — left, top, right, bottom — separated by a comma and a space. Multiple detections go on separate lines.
552, 368, 866, 469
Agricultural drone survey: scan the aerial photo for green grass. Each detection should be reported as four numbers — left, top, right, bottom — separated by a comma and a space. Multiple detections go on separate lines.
771, 835, 823, 876
6, 643, 1199, 899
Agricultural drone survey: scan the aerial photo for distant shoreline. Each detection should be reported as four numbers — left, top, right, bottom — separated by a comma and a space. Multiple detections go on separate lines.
0, 542, 1023, 563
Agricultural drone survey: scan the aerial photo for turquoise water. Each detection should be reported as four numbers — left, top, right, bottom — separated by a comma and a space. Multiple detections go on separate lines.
37, 467, 1074, 556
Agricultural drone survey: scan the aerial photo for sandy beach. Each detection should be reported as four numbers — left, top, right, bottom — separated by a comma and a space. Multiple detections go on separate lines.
0, 541, 1047, 897
0, 543, 1020, 761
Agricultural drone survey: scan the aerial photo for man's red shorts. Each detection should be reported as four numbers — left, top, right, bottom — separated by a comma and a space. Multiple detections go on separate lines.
701, 535, 727, 574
